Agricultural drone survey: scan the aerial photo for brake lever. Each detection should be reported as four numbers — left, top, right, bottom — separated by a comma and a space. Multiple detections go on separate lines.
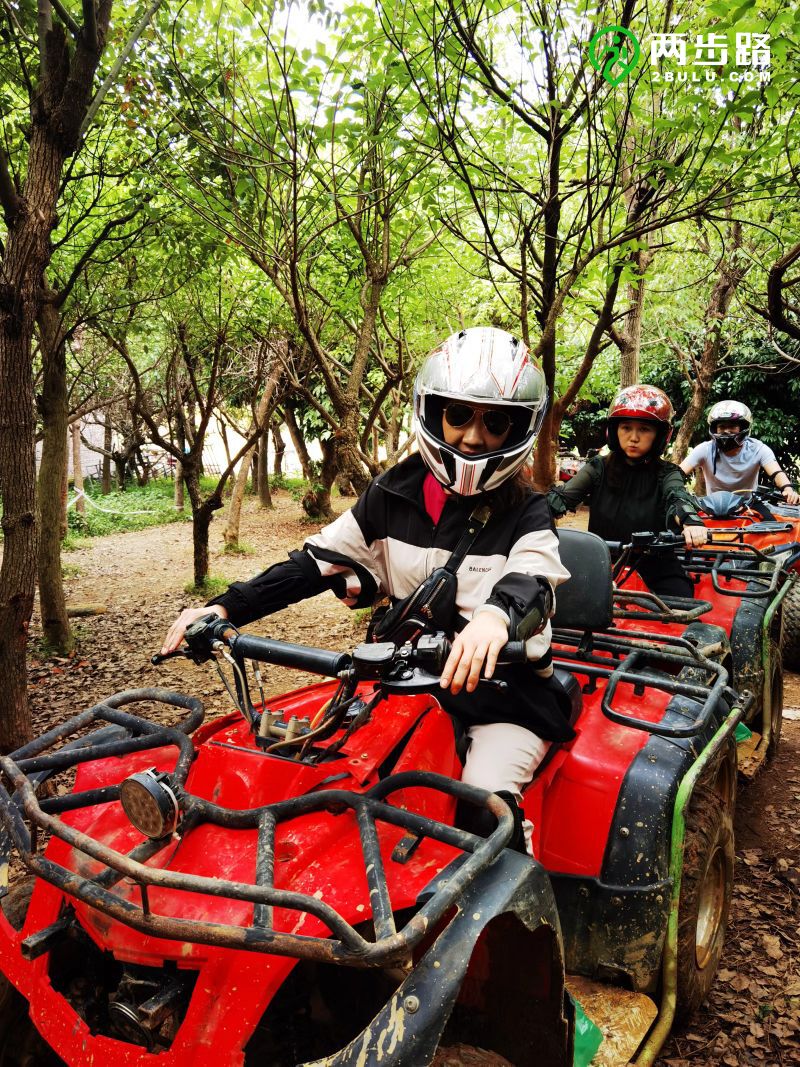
379, 668, 509, 696
151, 648, 205, 666
477, 678, 510, 692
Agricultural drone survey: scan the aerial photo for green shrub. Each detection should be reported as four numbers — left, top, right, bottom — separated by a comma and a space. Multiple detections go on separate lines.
223, 540, 255, 556
65, 479, 191, 539
270, 473, 306, 492
183, 575, 230, 598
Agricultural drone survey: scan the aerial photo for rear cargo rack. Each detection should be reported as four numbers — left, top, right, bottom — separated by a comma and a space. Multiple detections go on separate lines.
552, 628, 739, 738
679, 543, 787, 599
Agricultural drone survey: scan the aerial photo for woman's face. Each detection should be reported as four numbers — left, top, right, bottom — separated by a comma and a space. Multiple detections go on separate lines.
441, 401, 512, 455
616, 419, 658, 460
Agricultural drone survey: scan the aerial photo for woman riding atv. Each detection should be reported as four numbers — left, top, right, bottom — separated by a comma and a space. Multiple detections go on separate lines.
162, 326, 573, 853
679, 399, 800, 504
547, 385, 708, 598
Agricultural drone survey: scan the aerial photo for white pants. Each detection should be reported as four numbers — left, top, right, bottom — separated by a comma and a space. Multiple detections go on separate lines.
461, 721, 550, 854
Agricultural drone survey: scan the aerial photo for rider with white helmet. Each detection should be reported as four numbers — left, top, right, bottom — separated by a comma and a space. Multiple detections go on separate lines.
163, 326, 573, 854
680, 400, 799, 504
414, 327, 548, 496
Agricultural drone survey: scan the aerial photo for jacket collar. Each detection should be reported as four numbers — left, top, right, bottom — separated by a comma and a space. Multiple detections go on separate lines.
377, 454, 474, 515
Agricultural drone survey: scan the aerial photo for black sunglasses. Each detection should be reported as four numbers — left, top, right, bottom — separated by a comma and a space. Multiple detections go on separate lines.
443, 402, 513, 437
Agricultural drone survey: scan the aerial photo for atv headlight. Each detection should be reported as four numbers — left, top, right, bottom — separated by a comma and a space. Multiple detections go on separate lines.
120, 769, 179, 839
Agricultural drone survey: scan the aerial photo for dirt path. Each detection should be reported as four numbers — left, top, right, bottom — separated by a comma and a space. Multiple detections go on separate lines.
25, 491, 800, 1065
30, 493, 362, 733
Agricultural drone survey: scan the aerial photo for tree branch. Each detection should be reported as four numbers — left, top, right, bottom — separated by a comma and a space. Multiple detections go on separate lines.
764, 241, 800, 342
48, 0, 81, 39
78, 0, 166, 141
81, 0, 97, 50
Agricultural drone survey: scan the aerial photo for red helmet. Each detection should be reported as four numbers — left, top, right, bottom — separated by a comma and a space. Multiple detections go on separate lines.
606, 385, 674, 456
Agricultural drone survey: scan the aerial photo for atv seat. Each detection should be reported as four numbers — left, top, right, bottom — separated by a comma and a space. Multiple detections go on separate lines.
553, 667, 582, 727
526, 531, 613, 784
552, 528, 614, 631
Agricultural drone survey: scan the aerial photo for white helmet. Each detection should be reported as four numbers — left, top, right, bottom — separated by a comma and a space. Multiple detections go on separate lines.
708, 400, 752, 451
413, 327, 548, 496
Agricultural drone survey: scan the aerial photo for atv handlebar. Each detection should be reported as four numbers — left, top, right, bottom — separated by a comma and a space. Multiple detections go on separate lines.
604, 530, 685, 557
152, 617, 530, 749
155, 616, 528, 689
151, 618, 351, 678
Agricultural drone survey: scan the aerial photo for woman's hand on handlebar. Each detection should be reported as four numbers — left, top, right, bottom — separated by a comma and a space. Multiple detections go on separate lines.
161, 605, 228, 655
439, 611, 509, 696
683, 524, 708, 548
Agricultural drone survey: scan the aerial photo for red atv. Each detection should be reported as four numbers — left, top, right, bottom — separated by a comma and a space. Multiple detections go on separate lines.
607, 525, 791, 775
693, 487, 800, 674
0, 533, 746, 1066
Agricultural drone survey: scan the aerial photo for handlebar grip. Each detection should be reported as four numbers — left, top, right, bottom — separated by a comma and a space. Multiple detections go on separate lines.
230, 634, 350, 678
499, 641, 528, 664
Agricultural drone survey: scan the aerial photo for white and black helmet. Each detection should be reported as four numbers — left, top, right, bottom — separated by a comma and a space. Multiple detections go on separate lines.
708, 400, 752, 451
413, 327, 548, 496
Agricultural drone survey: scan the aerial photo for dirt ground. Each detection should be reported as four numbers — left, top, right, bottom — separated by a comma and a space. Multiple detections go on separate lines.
24, 490, 800, 1066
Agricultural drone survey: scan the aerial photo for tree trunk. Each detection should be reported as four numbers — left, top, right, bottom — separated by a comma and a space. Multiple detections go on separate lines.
224, 450, 254, 549
618, 249, 653, 388
283, 403, 314, 481
135, 447, 149, 486
335, 472, 355, 497
250, 441, 260, 495
271, 420, 285, 477
531, 407, 560, 491
671, 240, 744, 462
60, 438, 69, 539
72, 422, 85, 515
0, 313, 37, 748
334, 410, 371, 496
0, 3, 114, 749
0, 136, 66, 749
225, 379, 278, 546
672, 387, 710, 466
257, 429, 272, 508
174, 459, 185, 511
36, 301, 73, 652
388, 388, 403, 456
192, 505, 214, 589
102, 416, 112, 494
302, 437, 337, 519
183, 466, 217, 588
219, 422, 232, 469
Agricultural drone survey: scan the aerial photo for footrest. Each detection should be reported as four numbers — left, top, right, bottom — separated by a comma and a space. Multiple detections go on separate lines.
566, 975, 657, 1066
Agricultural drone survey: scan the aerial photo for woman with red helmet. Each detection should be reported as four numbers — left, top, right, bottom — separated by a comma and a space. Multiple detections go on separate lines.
548, 385, 707, 598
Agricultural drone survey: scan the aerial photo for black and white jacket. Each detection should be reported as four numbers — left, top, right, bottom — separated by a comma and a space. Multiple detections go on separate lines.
213, 454, 569, 663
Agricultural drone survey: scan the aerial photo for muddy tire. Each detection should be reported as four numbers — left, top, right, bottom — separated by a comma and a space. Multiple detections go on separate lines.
712, 735, 737, 812
676, 789, 734, 1022
781, 578, 800, 671
0, 880, 57, 1066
